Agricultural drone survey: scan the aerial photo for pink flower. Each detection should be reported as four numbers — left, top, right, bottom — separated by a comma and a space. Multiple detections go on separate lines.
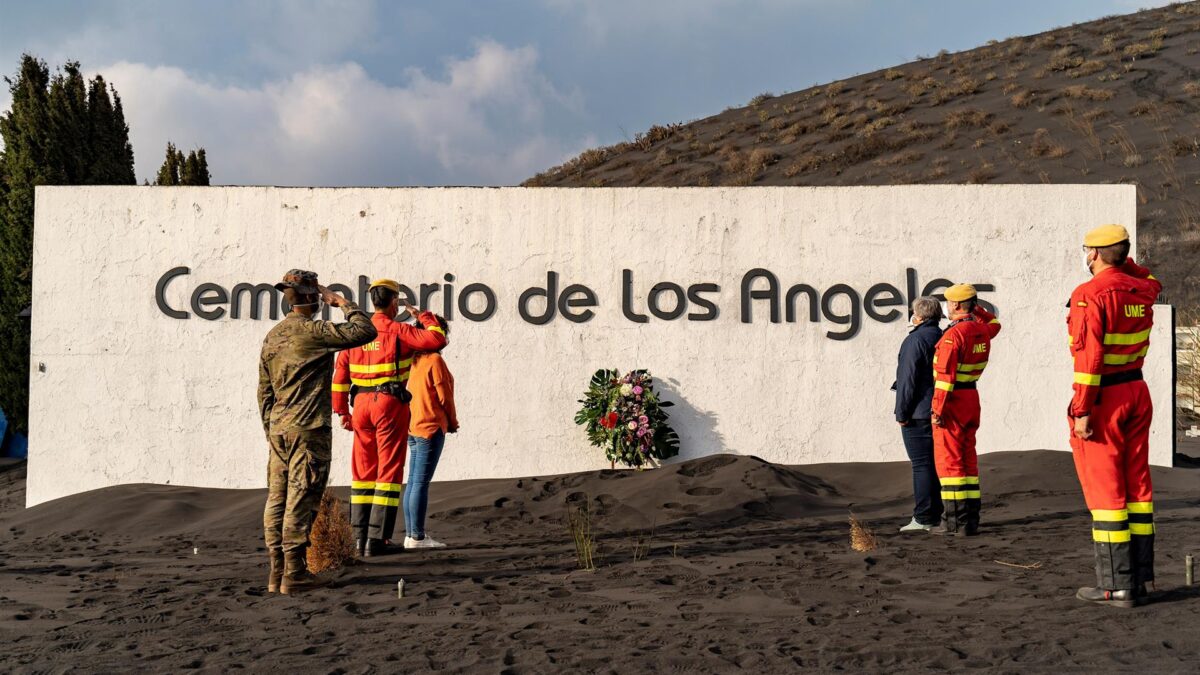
627, 421, 637, 430
633, 386, 644, 395
639, 415, 649, 424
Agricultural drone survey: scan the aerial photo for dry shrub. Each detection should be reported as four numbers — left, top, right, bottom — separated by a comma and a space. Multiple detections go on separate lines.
1030, 128, 1070, 158
1123, 42, 1156, 59
841, 134, 904, 165
944, 107, 990, 130
745, 148, 780, 176
1170, 136, 1198, 156
1185, 82, 1200, 97
749, 91, 775, 107
1011, 90, 1034, 108
1097, 34, 1120, 56
307, 489, 355, 574
875, 150, 923, 167
635, 124, 681, 151
884, 68, 905, 81
1129, 101, 1156, 117
860, 116, 893, 136
1048, 46, 1084, 71
1070, 60, 1107, 78
968, 163, 997, 184
1064, 85, 1115, 101
849, 514, 877, 553
1001, 82, 1019, 94
905, 81, 927, 99
989, 120, 1011, 135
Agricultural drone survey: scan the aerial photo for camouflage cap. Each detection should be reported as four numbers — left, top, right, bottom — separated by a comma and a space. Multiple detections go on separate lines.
274, 269, 319, 294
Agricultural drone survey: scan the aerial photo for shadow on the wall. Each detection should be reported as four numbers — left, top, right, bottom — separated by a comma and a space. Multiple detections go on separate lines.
656, 378, 725, 464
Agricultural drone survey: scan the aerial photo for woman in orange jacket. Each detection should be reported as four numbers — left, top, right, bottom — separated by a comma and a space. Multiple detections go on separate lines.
403, 315, 458, 549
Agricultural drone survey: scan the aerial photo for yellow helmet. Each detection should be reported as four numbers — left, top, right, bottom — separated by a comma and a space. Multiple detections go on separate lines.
1083, 224, 1130, 248
944, 284, 977, 302
368, 278, 401, 292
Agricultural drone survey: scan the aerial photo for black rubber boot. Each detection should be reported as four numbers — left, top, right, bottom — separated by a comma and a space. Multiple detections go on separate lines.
355, 538, 367, 558
365, 538, 400, 557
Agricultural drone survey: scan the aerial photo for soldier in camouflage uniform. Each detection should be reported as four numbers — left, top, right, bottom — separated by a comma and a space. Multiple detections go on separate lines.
258, 269, 377, 594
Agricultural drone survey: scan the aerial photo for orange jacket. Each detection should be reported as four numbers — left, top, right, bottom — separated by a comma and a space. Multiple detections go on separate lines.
408, 352, 458, 439
931, 305, 1002, 417
332, 312, 447, 415
1066, 259, 1161, 417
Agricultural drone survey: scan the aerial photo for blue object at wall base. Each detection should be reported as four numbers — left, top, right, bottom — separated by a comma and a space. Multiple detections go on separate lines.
0, 407, 28, 459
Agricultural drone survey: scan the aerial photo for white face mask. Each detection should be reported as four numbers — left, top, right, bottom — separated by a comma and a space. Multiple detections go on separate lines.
1084, 251, 1095, 276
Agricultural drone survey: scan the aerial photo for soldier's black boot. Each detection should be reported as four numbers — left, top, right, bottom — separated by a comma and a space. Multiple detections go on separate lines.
365, 538, 400, 557
280, 552, 330, 595
267, 550, 284, 593
1077, 539, 1137, 607
929, 498, 963, 535
355, 538, 367, 558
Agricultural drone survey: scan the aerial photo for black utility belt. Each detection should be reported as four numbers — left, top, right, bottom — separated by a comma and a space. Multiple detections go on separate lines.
955, 381, 977, 390
1100, 369, 1143, 387
351, 382, 412, 404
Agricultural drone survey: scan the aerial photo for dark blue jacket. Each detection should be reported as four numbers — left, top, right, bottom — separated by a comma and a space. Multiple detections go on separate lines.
892, 320, 942, 422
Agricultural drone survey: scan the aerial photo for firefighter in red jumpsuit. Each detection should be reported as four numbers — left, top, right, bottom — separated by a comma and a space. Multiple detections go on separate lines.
1067, 224, 1161, 608
930, 283, 1002, 536
333, 279, 447, 557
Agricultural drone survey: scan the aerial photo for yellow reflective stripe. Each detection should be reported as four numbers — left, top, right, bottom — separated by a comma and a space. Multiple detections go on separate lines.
332, 383, 351, 392
935, 381, 955, 392
350, 373, 410, 387
955, 373, 982, 383
374, 482, 403, 492
957, 362, 988, 372
350, 360, 412, 374
1127, 501, 1153, 514
1092, 529, 1131, 543
1103, 328, 1151, 346
1074, 372, 1101, 386
1103, 347, 1148, 365
1129, 523, 1155, 535
1067, 335, 1074, 346
988, 319, 1000, 325
427, 326, 446, 335
350, 495, 374, 504
940, 490, 982, 500
1091, 508, 1128, 521
1147, 274, 1157, 280
351, 481, 376, 490
940, 476, 980, 486
373, 496, 400, 507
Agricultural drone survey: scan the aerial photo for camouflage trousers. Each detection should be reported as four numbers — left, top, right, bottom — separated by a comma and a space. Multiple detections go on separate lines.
263, 427, 332, 556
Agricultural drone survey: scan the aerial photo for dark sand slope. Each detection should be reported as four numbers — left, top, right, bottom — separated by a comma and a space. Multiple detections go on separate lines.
526, 2, 1200, 310
1, 451, 1198, 673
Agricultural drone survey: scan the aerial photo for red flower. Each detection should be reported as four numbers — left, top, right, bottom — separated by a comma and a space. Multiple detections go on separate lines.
600, 411, 619, 429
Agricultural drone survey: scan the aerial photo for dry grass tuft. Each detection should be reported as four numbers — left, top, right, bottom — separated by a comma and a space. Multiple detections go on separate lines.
566, 499, 598, 571
944, 107, 991, 129
1010, 90, 1034, 108
1064, 85, 1115, 101
849, 513, 877, 553
307, 489, 356, 574
1184, 82, 1200, 97
1030, 128, 1070, 158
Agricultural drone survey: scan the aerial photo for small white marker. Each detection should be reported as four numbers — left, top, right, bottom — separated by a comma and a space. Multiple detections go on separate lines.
193, 547, 198, 555
397, 579, 405, 598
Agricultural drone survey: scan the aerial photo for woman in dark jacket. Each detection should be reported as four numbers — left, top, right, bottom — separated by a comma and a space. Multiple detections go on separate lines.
893, 296, 945, 532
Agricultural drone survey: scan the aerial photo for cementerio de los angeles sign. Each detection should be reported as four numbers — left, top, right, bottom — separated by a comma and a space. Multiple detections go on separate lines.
155, 265, 995, 340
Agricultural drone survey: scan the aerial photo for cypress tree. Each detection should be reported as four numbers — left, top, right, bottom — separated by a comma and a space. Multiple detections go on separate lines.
157, 143, 210, 186
0, 54, 136, 434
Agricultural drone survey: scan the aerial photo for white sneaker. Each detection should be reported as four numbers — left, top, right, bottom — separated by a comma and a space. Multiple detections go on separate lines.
404, 535, 447, 549
899, 518, 934, 533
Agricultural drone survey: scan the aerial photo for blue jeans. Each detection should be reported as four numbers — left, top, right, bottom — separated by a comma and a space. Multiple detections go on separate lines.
901, 419, 943, 525
404, 431, 445, 539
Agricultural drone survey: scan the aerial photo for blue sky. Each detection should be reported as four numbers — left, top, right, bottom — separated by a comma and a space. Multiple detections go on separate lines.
0, 0, 1170, 186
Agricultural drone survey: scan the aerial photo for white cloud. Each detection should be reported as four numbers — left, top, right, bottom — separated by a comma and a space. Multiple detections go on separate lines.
95, 40, 589, 186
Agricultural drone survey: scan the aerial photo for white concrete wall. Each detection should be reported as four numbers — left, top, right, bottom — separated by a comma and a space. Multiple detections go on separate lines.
27, 185, 1172, 506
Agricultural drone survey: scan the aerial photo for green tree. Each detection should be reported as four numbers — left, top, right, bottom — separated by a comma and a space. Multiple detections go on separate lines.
0, 54, 136, 434
155, 142, 210, 186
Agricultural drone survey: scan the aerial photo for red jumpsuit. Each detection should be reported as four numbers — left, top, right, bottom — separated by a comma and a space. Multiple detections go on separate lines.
333, 312, 447, 542
1066, 259, 1161, 591
931, 305, 1001, 533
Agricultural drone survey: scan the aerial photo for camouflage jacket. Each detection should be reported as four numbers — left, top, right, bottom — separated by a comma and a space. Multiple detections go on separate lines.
258, 303, 377, 435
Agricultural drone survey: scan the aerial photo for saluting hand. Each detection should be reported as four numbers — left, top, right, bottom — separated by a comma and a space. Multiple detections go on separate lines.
318, 285, 347, 308
404, 303, 421, 320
